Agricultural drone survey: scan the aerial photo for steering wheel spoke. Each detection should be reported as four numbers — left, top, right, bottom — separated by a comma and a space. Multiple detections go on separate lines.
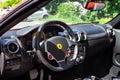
67, 39, 76, 47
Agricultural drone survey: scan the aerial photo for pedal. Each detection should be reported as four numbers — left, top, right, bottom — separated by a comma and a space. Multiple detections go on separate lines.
29, 69, 38, 80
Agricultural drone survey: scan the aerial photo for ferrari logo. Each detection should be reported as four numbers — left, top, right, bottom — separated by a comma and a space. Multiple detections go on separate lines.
57, 43, 62, 50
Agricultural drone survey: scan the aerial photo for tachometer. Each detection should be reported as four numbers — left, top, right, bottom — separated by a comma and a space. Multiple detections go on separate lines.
32, 31, 45, 48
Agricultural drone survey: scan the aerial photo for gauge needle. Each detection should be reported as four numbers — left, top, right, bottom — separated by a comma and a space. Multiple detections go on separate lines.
0, 52, 5, 75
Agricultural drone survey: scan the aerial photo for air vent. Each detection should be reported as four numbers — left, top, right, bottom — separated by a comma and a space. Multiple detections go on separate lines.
7, 42, 19, 54
80, 33, 87, 41
107, 28, 115, 37
76, 32, 87, 42
106, 24, 115, 38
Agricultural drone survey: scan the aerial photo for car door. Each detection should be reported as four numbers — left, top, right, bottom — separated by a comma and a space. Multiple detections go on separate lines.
106, 15, 120, 78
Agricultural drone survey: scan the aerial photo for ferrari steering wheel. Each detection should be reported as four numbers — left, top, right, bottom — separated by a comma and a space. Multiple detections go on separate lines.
35, 21, 78, 71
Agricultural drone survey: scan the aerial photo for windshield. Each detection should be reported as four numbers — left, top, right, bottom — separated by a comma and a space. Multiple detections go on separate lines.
25, 0, 119, 24
0, 0, 119, 24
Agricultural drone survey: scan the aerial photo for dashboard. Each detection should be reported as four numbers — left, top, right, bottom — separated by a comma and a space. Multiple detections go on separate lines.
0, 22, 115, 78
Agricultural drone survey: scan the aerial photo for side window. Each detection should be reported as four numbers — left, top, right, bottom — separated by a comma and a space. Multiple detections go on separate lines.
0, 0, 22, 18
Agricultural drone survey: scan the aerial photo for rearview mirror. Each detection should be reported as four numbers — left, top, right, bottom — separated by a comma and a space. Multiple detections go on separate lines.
83, 2, 105, 10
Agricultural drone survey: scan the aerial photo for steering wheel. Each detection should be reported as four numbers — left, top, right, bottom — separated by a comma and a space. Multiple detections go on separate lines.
35, 21, 78, 71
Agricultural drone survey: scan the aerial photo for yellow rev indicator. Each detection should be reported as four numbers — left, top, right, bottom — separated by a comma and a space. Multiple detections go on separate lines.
57, 43, 62, 50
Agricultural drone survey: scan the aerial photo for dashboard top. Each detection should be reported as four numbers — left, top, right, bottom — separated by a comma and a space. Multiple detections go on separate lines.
1, 23, 107, 39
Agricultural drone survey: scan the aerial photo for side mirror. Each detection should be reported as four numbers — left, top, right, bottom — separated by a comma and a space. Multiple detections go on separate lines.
83, 2, 105, 10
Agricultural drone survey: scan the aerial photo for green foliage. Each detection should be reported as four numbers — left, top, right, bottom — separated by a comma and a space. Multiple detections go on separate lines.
46, 0, 85, 14
0, 0, 21, 9
46, 0, 67, 14
46, 0, 120, 24
98, 17, 112, 24
57, 2, 80, 18
104, 0, 120, 17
